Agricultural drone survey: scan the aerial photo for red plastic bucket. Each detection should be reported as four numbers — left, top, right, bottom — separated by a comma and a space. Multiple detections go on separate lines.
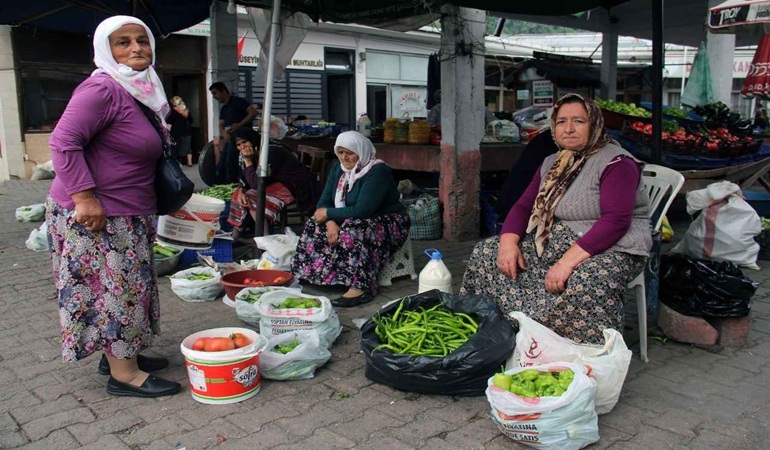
180, 327, 268, 404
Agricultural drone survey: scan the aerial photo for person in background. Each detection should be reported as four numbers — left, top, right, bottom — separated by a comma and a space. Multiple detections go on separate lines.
167, 95, 193, 166
461, 93, 651, 344
427, 89, 496, 127
209, 82, 258, 183
227, 129, 319, 237
753, 108, 768, 130
46, 15, 181, 398
291, 131, 410, 307
495, 129, 559, 221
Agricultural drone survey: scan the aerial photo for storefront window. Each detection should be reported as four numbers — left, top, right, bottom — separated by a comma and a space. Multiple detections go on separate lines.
390, 85, 428, 118
366, 84, 388, 125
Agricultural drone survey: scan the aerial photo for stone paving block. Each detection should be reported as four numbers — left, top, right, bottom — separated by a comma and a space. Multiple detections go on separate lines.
0, 430, 28, 448
372, 393, 449, 423
273, 382, 335, 415
287, 427, 356, 449
423, 398, 484, 425
382, 412, 456, 447
751, 317, 770, 335
658, 303, 718, 345
356, 435, 415, 450
650, 359, 755, 388
77, 434, 133, 450
218, 423, 298, 449
222, 402, 300, 434
86, 394, 149, 416
176, 404, 237, 429
128, 390, 199, 422
22, 407, 96, 441
0, 412, 18, 434
273, 403, 347, 438
9, 395, 80, 425
609, 427, 690, 449
322, 370, 374, 396
161, 417, 249, 450
590, 425, 634, 450
14, 429, 80, 450
327, 407, 405, 442
440, 417, 502, 449
119, 415, 194, 447
715, 349, 770, 374
68, 410, 144, 445
482, 434, 530, 450
22, 373, 60, 392
642, 407, 705, 439
706, 315, 752, 347
598, 402, 658, 436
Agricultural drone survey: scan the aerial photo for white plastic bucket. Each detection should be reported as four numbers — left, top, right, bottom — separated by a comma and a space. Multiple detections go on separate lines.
157, 194, 225, 249
180, 327, 268, 405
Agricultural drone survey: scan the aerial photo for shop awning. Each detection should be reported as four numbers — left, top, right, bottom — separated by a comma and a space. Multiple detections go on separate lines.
0, 0, 211, 37
507, 59, 602, 89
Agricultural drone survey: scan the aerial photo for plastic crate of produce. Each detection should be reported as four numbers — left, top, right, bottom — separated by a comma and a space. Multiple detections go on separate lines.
745, 191, 770, 217
177, 238, 234, 270
601, 108, 650, 130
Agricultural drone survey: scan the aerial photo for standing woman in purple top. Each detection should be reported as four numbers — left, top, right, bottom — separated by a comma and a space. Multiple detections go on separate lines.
460, 93, 652, 345
45, 16, 180, 398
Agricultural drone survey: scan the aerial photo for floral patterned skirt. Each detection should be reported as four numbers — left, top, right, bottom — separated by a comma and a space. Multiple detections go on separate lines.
459, 222, 646, 344
45, 198, 160, 362
290, 213, 410, 295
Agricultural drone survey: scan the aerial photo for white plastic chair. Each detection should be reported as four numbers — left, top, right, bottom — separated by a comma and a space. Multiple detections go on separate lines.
628, 163, 685, 362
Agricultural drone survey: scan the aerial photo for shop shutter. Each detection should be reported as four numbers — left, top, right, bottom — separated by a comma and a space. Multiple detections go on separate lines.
238, 68, 323, 122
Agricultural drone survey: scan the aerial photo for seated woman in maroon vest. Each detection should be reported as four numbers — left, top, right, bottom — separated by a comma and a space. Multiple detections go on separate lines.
461, 93, 652, 344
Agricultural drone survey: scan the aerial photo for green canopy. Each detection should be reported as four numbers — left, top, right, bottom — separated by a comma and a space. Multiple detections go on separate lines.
681, 42, 716, 108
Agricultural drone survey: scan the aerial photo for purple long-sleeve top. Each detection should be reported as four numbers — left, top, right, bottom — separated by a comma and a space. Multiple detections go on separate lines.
49, 74, 163, 216
500, 155, 642, 256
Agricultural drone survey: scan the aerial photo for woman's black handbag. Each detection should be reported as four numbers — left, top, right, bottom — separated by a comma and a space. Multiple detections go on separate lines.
136, 101, 194, 215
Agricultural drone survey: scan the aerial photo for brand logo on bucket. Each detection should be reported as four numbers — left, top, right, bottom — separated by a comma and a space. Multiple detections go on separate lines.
232, 364, 259, 388
718, 6, 741, 25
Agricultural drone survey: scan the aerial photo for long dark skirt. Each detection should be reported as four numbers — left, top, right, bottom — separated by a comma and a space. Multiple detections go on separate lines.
46, 198, 160, 362
460, 222, 646, 344
290, 213, 410, 295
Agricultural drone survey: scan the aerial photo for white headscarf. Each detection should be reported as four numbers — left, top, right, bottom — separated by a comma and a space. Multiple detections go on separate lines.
333, 131, 383, 207
92, 16, 170, 129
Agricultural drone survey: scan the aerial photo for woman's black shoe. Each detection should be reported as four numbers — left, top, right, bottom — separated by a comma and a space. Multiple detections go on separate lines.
97, 354, 169, 375
331, 292, 374, 307
106, 375, 181, 398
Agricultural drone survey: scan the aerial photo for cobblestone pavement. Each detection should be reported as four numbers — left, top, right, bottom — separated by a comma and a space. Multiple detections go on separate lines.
1, 176, 769, 449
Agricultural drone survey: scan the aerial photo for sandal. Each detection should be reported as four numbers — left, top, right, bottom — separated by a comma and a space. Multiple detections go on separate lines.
331, 291, 374, 307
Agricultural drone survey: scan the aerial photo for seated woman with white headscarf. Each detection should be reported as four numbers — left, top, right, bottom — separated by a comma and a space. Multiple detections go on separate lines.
291, 131, 410, 307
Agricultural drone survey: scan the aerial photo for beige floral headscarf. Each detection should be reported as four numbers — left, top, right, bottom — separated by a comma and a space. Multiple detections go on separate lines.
526, 93, 615, 256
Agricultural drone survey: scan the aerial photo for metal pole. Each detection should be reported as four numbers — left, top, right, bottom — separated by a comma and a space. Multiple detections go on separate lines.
254, 0, 282, 237
680, 46, 687, 98
651, 0, 664, 165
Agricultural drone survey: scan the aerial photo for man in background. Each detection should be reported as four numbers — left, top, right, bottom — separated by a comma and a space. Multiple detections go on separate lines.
209, 82, 259, 184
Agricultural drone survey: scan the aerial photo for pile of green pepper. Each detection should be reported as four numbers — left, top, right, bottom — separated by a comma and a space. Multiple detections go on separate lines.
372, 300, 479, 357
271, 341, 301, 354
274, 297, 321, 309
492, 368, 574, 398
199, 183, 238, 200
183, 272, 215, 281
153, 243, 180, 258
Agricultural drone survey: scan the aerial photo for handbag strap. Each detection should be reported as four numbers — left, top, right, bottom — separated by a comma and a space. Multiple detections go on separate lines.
135, 100, 174, 156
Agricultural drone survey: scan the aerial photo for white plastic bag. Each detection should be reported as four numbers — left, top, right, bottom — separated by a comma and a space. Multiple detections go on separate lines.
672, 181, 762, 269
509, 312, 631, 415
486, 362, 599, 450
255, 228, 299, 270
26, 223, 50, 252
31, 160, 55, 180
15, 204, 46, 222
235, 285, 303, 326
169, 267, 223, 302
260, 330, 332, 380
257, 291, 341, 348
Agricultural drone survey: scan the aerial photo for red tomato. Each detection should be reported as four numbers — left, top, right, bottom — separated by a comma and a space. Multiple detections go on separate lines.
273, 275, 289, 284
192, 337, 210, 351
231, 333, 251, 349
243, 278, 253, 285
204, 337, 236, 352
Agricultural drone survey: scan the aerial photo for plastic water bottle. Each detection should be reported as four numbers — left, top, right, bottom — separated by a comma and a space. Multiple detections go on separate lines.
418, 248, 453, 294
357, 113, 372, 137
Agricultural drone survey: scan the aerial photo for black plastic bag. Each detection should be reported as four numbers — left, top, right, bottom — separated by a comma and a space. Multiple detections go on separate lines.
660, 253, 757, 318
360, 290, 516, 397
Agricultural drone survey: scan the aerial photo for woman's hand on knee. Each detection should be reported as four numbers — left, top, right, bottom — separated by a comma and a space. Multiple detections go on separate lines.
497, 234, 525, 279
545, 260, 573, 293
313, 208, 328, 223
236, 189, 248, 207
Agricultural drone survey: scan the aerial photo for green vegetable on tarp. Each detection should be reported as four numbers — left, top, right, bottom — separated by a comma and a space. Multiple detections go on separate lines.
274, 297, 321, 309
371, 299, 479, 358
199, 183, 238, 200
240, 291, 265, 304
492, 368, 574, 398
271, 340, 301, 354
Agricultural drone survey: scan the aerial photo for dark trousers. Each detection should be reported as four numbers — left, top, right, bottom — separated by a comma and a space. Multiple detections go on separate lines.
216, 142, 240, 184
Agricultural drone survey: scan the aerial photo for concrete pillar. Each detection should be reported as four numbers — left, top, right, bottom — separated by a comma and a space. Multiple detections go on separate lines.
0, 25, 24, 182
439, 6, 485, 240
707, 0, 736, 105
600, 30, 618, 100
209, 1, 240, 138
